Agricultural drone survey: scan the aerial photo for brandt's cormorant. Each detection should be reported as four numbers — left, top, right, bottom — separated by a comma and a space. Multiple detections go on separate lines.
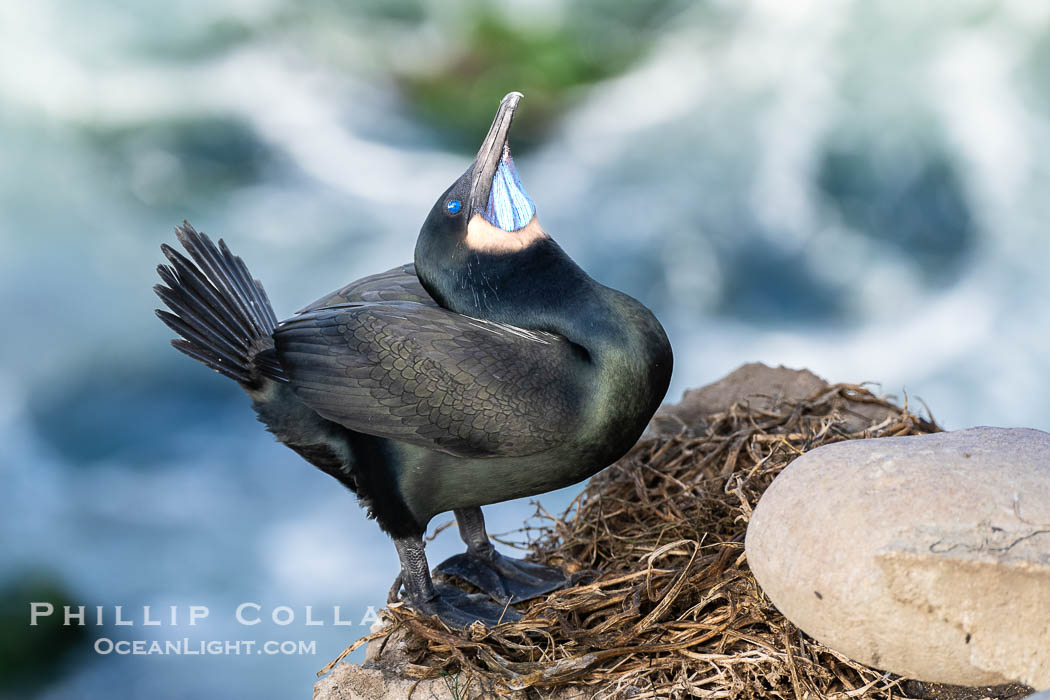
154, 92, 673, 627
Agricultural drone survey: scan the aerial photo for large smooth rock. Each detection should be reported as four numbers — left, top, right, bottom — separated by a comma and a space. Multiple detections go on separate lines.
746, 427, 1050, 689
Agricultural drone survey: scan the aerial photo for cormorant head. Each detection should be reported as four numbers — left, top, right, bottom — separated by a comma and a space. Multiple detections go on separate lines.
415, 93, 564, 308
418, 92, 544, 253
414, 91, 598, 334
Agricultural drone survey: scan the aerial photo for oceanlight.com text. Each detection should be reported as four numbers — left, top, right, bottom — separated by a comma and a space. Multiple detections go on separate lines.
94, 638, 317, 656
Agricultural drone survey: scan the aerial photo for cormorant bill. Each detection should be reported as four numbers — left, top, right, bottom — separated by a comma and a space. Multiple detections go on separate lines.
154, 92, 673, 629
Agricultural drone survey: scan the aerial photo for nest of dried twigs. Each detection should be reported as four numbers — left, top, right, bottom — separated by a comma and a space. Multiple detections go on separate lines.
331, 381, 952, 699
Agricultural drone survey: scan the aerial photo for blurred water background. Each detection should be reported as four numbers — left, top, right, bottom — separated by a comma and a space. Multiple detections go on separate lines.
2, 1, 1049, 697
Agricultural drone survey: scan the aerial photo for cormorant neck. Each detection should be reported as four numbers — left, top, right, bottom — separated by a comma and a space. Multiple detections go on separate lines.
416, 235, 611, 350
416, 230, 674, 456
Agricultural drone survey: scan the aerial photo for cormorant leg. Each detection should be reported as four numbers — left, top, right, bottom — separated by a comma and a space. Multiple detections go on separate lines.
392, 535, 520, 629
432, 507, 569, 604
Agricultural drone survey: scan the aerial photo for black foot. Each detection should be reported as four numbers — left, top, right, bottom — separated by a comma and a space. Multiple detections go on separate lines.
433, 550, 569, 605
410, 584, 521, 629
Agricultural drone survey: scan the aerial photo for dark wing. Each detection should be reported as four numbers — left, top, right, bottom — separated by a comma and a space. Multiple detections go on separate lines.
298, 263, 436, 312
274, 302, 586, 458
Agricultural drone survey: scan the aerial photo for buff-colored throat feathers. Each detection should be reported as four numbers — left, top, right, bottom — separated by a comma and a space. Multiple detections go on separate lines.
464, 214, 549, 254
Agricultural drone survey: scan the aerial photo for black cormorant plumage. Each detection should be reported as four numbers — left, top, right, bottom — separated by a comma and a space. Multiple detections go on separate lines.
154, 92, 673, 627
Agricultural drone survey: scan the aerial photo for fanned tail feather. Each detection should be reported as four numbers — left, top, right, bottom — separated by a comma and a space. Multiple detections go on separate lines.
154, 222, 287, 386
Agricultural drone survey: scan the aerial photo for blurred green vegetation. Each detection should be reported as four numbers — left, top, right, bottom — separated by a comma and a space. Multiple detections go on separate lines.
234, 0, 698, 152
0, 574, 87, 692
393, 2, 695, 150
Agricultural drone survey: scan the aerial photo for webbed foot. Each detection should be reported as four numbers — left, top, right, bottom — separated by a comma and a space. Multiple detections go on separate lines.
410, 583, 521, 628
393, 534, 521, 630
434, 549, 568, 604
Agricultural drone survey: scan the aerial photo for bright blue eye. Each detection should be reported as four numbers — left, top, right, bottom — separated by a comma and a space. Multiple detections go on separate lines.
446, 199, 462, 215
